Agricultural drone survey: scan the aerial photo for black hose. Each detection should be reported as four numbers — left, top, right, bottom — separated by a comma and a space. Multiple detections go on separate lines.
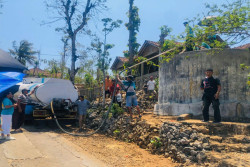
51, 47, 171, 136
50, 70, 125, 137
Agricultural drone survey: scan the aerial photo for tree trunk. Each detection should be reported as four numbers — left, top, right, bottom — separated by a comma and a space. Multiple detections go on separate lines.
128, 0, 134, 65
61, 52, 66, 79
102, 68, 106, 106
70, 35, 76, 83
33, 68, 36, 76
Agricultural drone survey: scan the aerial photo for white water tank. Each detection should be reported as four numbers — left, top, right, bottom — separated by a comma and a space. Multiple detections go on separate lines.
15, 78, 78, 105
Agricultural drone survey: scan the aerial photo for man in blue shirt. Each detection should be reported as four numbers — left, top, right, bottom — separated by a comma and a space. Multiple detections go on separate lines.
74, 96, 90, 130
1, 92, 17, 140
117, 75, 141, 119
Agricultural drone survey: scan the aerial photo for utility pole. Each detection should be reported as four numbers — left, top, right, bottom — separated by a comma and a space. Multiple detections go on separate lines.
38, 51, 41, 68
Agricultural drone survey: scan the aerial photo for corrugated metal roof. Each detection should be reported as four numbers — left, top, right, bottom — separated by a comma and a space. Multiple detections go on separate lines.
138, 40, 160, 56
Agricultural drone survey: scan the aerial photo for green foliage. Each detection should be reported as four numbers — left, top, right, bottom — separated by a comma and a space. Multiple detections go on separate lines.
125, 0, 141, 64
187, 0, 249, 46
84, 72, 97, 87
74, 76, 84, 84
150, 136, 162, 148
162, 39, 179, 51
37, 72, 46, 78
92, 18, 122, 75
102, 18, 123, 36
113, 129, 120, 136
159, 25, 172, 47
9, 40, 38, 66
47, 59, 60, 78
240, 64, 250, 87
111, 103, 124, 118
155, 77, 159, 92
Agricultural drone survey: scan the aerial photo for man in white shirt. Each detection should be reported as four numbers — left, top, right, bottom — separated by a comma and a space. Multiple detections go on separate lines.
147, 76, 156, 96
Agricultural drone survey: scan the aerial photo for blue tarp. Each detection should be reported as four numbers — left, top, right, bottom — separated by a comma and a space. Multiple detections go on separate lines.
0, 72, 25, 93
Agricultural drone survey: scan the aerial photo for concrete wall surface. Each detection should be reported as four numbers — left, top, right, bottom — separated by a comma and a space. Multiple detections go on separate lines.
154, 49, 250, 121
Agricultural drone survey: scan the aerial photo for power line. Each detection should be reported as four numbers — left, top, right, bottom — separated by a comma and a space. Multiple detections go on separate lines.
40, 53, 62, 57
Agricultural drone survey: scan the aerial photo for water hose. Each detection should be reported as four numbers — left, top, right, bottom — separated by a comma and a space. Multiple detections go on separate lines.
50, 72, 121, 136
51, 48, 177, 136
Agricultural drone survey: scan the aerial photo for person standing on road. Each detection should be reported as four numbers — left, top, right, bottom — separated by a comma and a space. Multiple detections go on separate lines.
117, 75, 141, 119
74, 96, 90, 130
13, 87, 37, 132
147, 76, 156, 96
1, 92, 17, 140
200, 69, 221, 123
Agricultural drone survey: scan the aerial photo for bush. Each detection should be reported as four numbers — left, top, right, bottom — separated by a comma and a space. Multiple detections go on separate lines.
111, 103, 124, 118
150, 136, 162, 148
113, 129, 120, 137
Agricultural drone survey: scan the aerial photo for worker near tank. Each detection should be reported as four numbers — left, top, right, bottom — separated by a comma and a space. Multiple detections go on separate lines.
74, 96, 90, 130
183, 21, 194, 52
1, 92, 17, 140
116, 75, 141, 119
200, 69, 221, 123
13, 87, 37, 132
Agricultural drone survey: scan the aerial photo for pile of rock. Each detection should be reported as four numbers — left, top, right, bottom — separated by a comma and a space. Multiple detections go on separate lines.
86, 110, 210, 164
160, 122, 209, 163
136, 90, 157, 109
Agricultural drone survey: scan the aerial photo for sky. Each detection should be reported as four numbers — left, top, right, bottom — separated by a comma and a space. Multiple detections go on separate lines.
0, 0, 247, 71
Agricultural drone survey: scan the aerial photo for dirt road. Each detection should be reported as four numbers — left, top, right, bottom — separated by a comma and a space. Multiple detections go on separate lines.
0, 124, 176, 167
0, 127, 106, 167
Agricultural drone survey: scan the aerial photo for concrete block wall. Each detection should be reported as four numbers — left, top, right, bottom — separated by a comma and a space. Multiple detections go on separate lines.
154, 49, 250, 121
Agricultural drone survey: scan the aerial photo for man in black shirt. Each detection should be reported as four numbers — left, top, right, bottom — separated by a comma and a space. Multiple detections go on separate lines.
200, 69, 221, 123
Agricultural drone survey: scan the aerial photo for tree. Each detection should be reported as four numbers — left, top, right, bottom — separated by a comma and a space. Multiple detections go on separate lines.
159, 25, 172, 49
76, 58, 95, 83
46, 0, 107, 83
9, 40, 37, 66
91, 37, 103, 83
159, 0, 249, 64
0, 0, 3, 14
84, 72, 96, 88
101, 18, 122, 105
33, 60, 40, 76
47, 59, 61, 78
188, 0, 249, 47
60, 36, 69, 79
125, 0, 141, 65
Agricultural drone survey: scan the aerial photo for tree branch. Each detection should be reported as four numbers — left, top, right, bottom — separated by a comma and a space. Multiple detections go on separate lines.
74, 0, 94, 35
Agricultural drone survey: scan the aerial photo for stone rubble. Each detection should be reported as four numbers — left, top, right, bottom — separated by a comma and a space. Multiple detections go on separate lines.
87, 109, 210, 165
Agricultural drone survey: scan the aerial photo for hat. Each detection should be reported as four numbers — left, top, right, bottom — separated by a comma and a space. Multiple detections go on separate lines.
206, 69, 213, 72
127, 75, 133, 79
22, 88, 29, 93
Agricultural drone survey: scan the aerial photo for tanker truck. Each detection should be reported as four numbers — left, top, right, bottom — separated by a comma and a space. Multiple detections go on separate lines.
14, 78, 79, 120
